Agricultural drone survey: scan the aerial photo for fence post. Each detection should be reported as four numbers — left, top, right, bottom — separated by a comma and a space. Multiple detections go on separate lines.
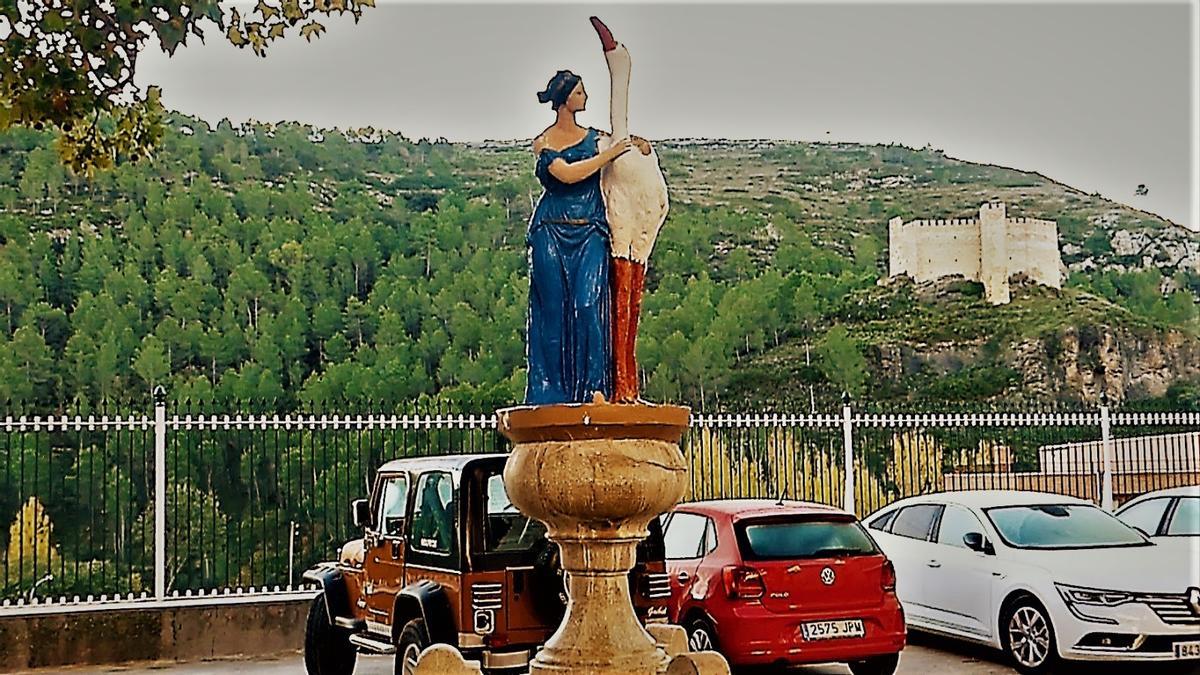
1099, 392, 1114, 511
842, 392, 855, 514
153, 385, 167, 601
288, 520, 297, 591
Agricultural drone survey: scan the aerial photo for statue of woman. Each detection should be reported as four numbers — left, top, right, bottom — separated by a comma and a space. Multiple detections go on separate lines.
525, 70, 634, 405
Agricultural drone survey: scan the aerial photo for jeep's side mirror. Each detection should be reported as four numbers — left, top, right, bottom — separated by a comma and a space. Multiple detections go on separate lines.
352, 499, 371, 529
963, 532, 993, 555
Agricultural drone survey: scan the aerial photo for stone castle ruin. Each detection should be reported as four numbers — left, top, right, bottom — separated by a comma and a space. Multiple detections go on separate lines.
888, 202, 1063, 304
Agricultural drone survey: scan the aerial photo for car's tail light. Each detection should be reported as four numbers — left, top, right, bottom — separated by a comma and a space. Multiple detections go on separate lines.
881, 560, 896, 592
722, 565, 765, 600
472, 582, 502, 636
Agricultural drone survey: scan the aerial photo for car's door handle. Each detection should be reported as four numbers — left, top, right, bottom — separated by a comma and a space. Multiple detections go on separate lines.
677, 572, 691, 583
926, 560, 941, 568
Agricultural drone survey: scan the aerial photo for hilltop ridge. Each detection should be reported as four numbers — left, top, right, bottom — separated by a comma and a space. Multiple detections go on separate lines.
0, 112, 1195, 410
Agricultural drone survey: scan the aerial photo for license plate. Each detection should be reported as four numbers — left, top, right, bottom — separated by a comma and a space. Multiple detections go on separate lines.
1175, 641, 1200, 659
801, 619, 865, 641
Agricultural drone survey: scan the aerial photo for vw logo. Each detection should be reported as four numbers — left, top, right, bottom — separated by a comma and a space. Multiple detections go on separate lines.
1188, 587, 1200, 616
820, 567, 836, 586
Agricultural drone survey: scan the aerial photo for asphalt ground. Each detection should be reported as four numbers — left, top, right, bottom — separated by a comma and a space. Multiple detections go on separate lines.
36, 632, 1200, 675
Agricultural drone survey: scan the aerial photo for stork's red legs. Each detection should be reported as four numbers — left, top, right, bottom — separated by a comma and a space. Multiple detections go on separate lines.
612, 257, 645, 402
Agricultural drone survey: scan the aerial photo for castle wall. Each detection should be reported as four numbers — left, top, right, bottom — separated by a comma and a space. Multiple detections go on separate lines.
1006, 218, 1063, 289
889, 219, 979, 282
888, 203, 1062, 305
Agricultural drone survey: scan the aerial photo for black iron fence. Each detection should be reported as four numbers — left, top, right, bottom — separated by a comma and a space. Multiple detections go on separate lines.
1, 397, 1196, 611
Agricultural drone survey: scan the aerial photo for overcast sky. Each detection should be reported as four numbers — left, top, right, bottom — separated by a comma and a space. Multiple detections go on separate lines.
135, 1, 1197, 230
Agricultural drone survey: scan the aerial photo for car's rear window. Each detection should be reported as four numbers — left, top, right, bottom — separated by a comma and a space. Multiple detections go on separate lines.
483, 473, 546, 552
737, 517, 878, 560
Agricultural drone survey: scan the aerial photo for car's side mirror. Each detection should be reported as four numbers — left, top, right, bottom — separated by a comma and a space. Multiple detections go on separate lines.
963, 532, 994, 555
352, 499, 371, 529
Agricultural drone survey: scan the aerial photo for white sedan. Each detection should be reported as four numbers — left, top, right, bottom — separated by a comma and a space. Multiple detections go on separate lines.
1116, 485, 1199, 539
865, 490, 1200, 674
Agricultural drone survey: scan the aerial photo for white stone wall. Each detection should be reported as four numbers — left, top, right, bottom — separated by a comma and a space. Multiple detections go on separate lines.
979, 202, 1010, 304
889, 218, 980, 282
889, 203, 1063, 304
1006, 218, 1062, 290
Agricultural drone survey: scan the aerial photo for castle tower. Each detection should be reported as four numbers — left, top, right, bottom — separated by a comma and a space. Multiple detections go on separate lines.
978, 202, 1010, 304
888, 216, 906, 278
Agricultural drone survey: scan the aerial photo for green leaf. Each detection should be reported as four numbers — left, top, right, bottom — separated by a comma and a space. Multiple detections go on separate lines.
300, 21, 325, 41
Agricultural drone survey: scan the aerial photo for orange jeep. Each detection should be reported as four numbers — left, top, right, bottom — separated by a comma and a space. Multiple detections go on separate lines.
302, 454, 670, 674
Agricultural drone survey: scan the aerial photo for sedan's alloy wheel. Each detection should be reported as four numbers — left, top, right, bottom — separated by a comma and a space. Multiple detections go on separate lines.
1007, 606, 1051, 668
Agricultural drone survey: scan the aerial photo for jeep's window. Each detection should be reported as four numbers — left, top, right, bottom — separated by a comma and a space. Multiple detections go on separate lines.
483, 473, 547, 552
410, 471, 456, 555
377, 476, 409, 537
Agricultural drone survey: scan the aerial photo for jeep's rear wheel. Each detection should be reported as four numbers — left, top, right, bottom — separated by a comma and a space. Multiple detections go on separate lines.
304, 594, 357, 675
396, 618, 430, 675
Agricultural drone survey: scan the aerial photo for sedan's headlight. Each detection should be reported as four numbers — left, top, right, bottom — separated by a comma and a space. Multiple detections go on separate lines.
1055, 583, 1133, 607
1055, 583, 1133, 625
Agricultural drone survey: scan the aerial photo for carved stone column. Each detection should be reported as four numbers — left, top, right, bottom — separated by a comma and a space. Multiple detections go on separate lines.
497, 401, 690, 675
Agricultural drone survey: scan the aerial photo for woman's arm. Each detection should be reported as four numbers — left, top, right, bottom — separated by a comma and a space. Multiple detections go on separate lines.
546, 138, 634, 184
602, 130, 651, 155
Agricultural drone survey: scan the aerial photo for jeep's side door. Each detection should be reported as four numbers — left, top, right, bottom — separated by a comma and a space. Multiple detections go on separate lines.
364, 472, 409, 627
402, 470, 462, 608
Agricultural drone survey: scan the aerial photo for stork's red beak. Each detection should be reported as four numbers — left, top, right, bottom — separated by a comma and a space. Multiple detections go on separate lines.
590, 16, 617, 52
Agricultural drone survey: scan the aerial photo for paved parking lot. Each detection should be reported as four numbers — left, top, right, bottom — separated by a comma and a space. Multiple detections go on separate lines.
40, 633, 1200, 675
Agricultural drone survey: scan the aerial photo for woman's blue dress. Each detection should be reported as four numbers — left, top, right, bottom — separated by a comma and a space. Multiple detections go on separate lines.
525, 127, 612, 405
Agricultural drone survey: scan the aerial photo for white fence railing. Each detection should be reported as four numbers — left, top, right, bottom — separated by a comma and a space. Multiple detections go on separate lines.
1, 393, 1196, 616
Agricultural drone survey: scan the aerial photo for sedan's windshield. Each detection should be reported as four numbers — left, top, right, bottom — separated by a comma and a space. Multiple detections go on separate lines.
985, 504, 1149, 549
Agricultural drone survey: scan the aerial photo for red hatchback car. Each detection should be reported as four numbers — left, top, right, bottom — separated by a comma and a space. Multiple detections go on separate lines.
661, 500, 906, 674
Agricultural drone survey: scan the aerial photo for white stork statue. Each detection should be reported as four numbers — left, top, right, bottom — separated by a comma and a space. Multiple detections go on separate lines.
590, 16, 670, 402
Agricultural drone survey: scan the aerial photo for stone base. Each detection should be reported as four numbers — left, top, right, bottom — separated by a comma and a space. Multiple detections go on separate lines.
412, 644, 483, 675
411, 630, 729, 675
666, 652, 732, 675
497, 401, 710, 675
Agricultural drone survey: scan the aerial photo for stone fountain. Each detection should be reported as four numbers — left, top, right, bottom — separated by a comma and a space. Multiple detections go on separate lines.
412, 14, 729, 675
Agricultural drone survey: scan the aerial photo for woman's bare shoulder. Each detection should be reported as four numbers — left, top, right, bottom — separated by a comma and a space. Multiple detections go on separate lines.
533, 125, 558, 153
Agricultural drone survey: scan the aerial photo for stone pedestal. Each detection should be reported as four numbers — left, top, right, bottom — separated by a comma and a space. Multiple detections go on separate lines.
497, 402, 690, 675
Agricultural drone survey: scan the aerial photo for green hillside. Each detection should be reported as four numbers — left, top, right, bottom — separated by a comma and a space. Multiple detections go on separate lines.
0, 113, 1196, 412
